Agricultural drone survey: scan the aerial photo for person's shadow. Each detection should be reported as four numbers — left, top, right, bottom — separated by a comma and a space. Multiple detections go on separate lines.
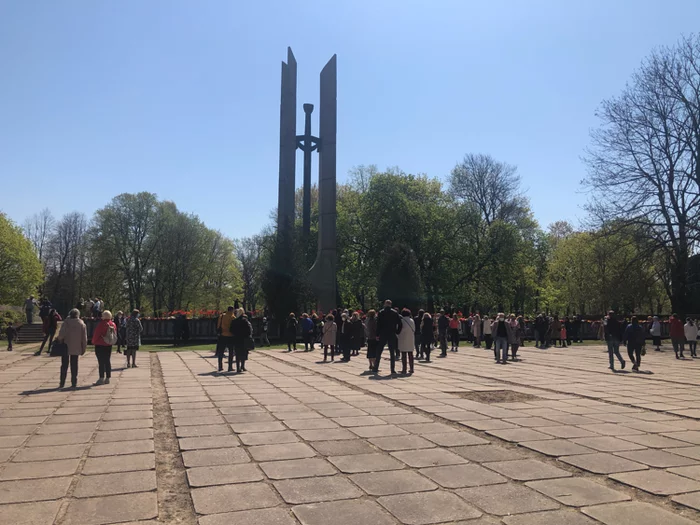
20, 385, 94, 395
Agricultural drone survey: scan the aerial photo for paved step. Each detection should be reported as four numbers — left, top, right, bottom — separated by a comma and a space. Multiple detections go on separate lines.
18, 324, 45, 343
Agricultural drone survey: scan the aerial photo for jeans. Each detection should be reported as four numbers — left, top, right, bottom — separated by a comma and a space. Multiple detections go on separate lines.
607, 338, 624, 368
60, 354, 79, 387
494, 337, 508, 362
439, 331, 448, 354
374, 334, 398, 372
484, 334, 493, 349
95, 345, 112, 379
689, 341, 697, 356
627, 343, 642, 368
672, 338, 685, 356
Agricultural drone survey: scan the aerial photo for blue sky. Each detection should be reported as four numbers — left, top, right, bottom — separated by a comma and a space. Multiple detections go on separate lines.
2, 0, 699, 239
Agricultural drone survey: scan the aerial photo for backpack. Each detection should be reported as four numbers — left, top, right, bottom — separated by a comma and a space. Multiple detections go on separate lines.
103, 324, 118, 345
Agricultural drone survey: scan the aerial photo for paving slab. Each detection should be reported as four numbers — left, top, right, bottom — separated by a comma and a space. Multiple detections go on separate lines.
293, 498, 397, 525
526, 477, 631, 506
571, 436, 647, 452
485, 459, 572, 481
186, 463, 264, 487
89, 439, 155, 456
191, 481, 280, 514
295, 428, 357, 441
457, 483, 560, 516
486, 428, 555, 442
260, 458, 337, 479
379, 491, 482, 524
391, 448, 468, 468
672, 491, 700, 511
82, 452, 155, 474
560, 453, 648, 474
62, 491, 158, 525
422, 432, 489, 447
610, 469, 700, 495
615, 448, 699, 467
582, 501, 698, 525
519, 439, 594, 457
452, 445, 525, 463
0, 458, 80, 480
503, 510, 597, 525
0, 500, 62, 525
420, 464, 507, 488
12, 443, 86, 462
199, 507, 298, 525
369, 434, 436, 451
328, 453, 405, 473
0, 476, 72, 503
74, 470, 157, 497
274, 475, 363, 503
247, 442, 316, 461
350, 469, 438, 495
181, 447, 249, 467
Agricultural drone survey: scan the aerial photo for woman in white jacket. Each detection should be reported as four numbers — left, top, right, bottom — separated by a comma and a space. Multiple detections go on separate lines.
684, 318, 698, 358
650, 316, 662, 351
398, 308, 416, 374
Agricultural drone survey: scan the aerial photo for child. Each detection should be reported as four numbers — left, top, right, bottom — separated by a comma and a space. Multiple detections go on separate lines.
5, 323, 18, 351
560, 325, 567, 347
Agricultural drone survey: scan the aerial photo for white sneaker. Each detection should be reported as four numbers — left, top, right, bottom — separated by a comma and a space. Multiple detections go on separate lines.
104, 378, 110, 384
95, 378, 104, 385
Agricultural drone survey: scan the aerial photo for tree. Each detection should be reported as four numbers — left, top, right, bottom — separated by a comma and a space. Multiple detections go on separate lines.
23, 208, 55, 270
92, 193, 160, 310
584, 34, 700, 315
377, 243, 423, 311
449, 153, 526, 226
0, 213, 43, 305
236, 235, 264, 312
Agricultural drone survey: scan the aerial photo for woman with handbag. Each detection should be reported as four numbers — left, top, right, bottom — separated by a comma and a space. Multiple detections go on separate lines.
92, 311, 117, 385
55, 308, 87, 389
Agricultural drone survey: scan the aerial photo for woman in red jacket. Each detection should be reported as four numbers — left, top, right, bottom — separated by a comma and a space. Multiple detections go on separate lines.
669, 314, 686, 359
92, 310, 117, 385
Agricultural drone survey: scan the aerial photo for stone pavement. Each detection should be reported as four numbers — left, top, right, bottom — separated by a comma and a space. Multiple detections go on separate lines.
1, 343, 700, 524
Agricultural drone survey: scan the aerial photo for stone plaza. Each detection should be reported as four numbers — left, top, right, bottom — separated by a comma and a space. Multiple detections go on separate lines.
2, 343, 700, 524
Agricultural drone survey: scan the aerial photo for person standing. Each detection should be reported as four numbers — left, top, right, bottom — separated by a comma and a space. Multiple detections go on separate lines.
414, 309, 424, 359
24, 296, 37, 324
55, 309, 87, 389
231, 308, 252, 373
493, 313, 509, 364
572, 315, 582, 343
216, 306, 236, 372
650, 316, 662, 351
114, 311, 126, 354
125, 309, 143, 368
449, 314, 460, 352
508, 314, 522, 361
670, 314, 686, 359
472, 313, 482, 347
322, 314, 337, 362
623, 316, 646, 372
36, 308, 61, 355
260, 317, 271, 347
605, 311, 626, 371
420, 313, 434, 362
365, 310, 377, 370
684, 318, 698, 358
92, 311, 117, 385
482, 314, 493, 350
349, 311, 364, 359
373, 300, 402, 375
285, 313, 298, 352
39, 298, 51, 323
398, 309, 416, 374
437, 310, 449, 357
550, 316, 562, 348
5, 323, 18, 351
300, 313, 313, 352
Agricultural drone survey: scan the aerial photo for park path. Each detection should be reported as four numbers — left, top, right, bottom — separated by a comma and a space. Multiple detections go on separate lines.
1, 343, 700, 523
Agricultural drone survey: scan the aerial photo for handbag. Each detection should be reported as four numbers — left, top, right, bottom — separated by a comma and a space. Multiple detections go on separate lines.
50, 340, 68, 357
245, 337, 255, 351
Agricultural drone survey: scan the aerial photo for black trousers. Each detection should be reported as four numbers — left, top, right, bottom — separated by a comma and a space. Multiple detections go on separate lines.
439, 331, 448, 354
40, 330, 56, 352
95, 345, 112, 379
450, 328, 460, 347
627, 344, 642, 368
484, 334, 493, 349
60, 354, 79, 387
374, 334, 398, 372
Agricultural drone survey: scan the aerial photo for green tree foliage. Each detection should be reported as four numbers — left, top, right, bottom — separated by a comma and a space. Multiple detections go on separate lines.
0, 213, 43, 305
377, 243, 423, 311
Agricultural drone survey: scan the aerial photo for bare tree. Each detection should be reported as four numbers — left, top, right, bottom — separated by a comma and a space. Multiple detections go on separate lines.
45, 212, 87, 310
584, 34, 700, 314
23, 208, 55, 266
449, 153, 524, 226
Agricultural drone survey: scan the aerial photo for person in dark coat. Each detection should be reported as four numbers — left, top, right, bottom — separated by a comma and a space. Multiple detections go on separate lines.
605, 310, 626, 371
373, 300, 402, 374
348, 311, 365, 360
414, 309, 424, 359
437, 310, 449, 357
285, 313, 298, 352
5, 323, 18, 351
230, 308, 252, 373
301, 313, 314, 351
36, 308, 61, 355
420, 313, 434, 362
623, 316, 646, 372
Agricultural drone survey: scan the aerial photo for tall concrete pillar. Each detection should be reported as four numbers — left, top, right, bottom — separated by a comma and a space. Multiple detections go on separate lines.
277, 48, 297, 236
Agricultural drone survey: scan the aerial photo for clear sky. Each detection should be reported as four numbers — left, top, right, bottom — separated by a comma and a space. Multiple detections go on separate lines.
2, 0, 699, 239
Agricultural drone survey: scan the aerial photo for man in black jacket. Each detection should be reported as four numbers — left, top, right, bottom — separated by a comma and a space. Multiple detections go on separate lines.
373, 300, 402, 375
